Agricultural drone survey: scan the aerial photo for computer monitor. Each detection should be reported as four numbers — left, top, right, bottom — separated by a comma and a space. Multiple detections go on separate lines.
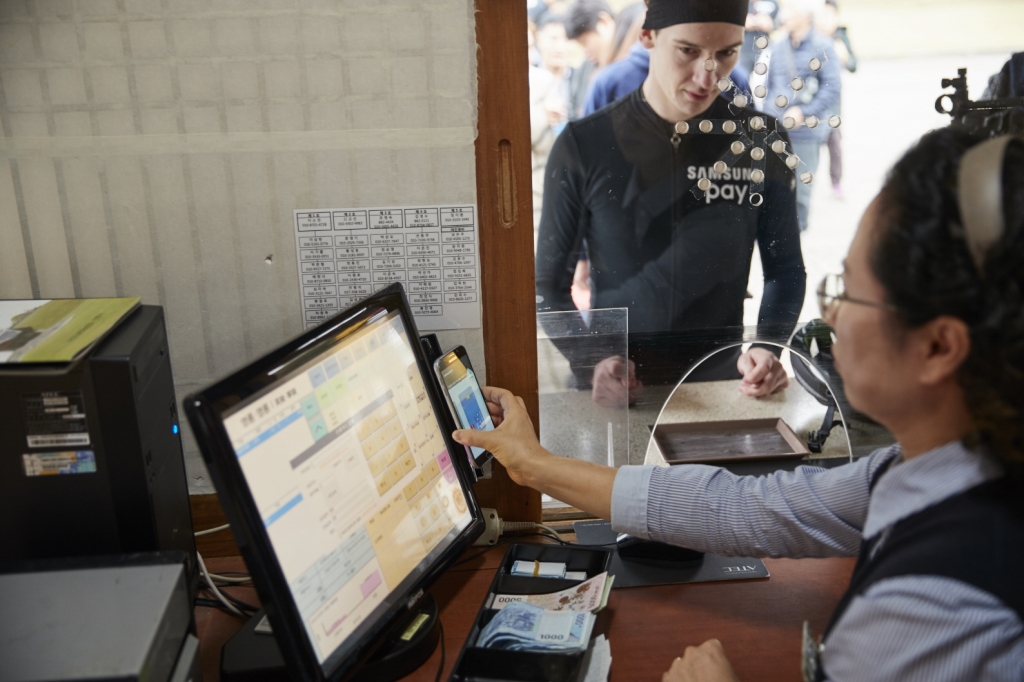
184, 283, 484, 681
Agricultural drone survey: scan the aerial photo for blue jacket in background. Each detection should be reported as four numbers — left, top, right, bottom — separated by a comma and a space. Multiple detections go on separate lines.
765, 30, 841, 143
583, 43, 752, 116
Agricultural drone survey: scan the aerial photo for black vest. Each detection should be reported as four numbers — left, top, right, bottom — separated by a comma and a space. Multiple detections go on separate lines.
810, 465, 1024, 681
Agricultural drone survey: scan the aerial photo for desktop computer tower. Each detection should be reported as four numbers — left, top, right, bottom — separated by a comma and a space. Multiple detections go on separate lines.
0, 305, 197, 594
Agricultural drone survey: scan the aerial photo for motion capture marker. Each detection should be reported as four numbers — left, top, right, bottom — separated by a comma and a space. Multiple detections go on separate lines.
809, 57, 822, 71
775, 95, 789, 108
750, 147, 765, 161
754, 62, 768, 76
771, 140, 786, 154
805, 115, 819, 128
786, 155, 801, 169
791, 77, 805, 91
697, 178, 712, 191
722, 120, 737, 134
717, 77, 733, 91
751, 169, 765, 183
783, 117, 796, 129
800, 172, 814, 184
704, 59, 718, 72
750, 192, 764, 206
713, 161, 728, 174
675, 121, 690, 134
754, 85, 767, 99
730, 140, 745, 154
829, 115, 842, 128
749, 116, 765, 131
699, 119, 714, 133
733, 94, 749, 108
755, 36, 769, 50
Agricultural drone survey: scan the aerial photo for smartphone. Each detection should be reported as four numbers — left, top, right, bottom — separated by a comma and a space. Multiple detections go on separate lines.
433, 346, 494, 465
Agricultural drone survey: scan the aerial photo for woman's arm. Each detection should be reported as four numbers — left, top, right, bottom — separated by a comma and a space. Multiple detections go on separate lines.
452, 386, 617, 520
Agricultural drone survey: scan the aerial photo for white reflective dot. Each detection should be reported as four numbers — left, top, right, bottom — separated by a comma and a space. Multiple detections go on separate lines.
791, 77, 805, 91
755, 36, 769, 50
697, 178, 712, 191
704, 59, 718, 72
809, 58, 822, 72
674, 121, 690, 134
713, 161, 728, 174
805, 115, 819, 128
771, 140, 786, 154
750, 192, 764, 206
754, 85, 767, 99
749, 116, 765, 130
731, 140, 745, 155
733, 94, 749, 108
786, 155, 801, 169
751, 169, 765, 183
717, 77, 732, 91
722, 120, 737, 134
783, 117, 796, 129
750, 147, 765, 161
699, 119, 713, 133
775, 95, 789, 108
754, 62, 768, 76
800, 172, 814, 184
829, 115, 842, 128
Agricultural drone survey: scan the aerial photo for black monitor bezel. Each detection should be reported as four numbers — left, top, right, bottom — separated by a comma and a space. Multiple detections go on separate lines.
184, 283, 484, 682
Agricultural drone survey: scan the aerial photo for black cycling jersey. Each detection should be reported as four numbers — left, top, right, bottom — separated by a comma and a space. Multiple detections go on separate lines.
536, 89, 806, 344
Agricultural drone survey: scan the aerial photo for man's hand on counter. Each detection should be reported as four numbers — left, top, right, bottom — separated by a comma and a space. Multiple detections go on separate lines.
591, 355, 644, 408
737, 347, 790, 398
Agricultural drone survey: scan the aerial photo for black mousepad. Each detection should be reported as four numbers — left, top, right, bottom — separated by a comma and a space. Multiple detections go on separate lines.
573, 520, 770, 588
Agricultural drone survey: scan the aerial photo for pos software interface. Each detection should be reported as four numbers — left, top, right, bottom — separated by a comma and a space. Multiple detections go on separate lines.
185, 284, 483, 681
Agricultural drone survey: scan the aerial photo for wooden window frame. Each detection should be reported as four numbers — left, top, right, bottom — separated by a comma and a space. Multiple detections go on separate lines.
472, 1, 542, 522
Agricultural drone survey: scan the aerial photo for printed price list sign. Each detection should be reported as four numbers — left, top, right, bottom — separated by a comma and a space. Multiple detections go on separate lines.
294, 205, 481, 331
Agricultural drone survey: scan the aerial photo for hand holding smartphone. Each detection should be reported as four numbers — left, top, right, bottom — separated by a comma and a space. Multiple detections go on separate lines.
434, 346, 494, 466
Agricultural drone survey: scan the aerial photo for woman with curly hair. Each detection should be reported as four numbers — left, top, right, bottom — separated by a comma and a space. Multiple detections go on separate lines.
454, 127, 1024, 681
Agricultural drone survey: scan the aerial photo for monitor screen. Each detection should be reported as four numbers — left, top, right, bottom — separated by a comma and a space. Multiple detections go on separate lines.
192, 292, 479, 677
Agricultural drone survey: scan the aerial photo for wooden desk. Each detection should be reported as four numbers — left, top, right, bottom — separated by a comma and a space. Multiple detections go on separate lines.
198, 550, 855, 682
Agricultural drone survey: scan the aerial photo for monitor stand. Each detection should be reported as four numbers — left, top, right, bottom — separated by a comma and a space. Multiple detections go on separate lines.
220, 595, 441, 682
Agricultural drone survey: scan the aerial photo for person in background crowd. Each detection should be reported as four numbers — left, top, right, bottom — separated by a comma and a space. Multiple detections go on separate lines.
563, 0, 618, 118
983, 52, 1024, 99
765, 0, 840, 232
530, 15, 572, 236
817, 0, 856, 199
739, 0, 779, 77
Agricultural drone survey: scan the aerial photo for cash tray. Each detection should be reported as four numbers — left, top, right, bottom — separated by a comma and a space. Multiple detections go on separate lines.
448, 542, 613, 682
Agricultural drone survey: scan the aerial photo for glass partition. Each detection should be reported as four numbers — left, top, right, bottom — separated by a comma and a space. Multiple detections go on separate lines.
537, 308, 631, 468
527, 0, 1018, 365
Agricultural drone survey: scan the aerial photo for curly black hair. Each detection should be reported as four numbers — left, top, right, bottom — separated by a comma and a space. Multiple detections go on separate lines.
873, 127, 1024, 467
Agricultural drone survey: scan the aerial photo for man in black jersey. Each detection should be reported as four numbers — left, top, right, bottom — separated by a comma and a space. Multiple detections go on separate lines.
535, 0, 805, 403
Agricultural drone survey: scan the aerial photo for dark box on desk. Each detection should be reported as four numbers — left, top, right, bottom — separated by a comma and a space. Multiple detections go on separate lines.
0, 306, 197, 594
448, 543, 613, 682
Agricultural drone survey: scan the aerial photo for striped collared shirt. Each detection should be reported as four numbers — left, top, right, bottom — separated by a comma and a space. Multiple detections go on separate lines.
610, 441, 1024, 680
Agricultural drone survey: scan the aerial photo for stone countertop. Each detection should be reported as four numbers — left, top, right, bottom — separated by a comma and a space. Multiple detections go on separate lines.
537, 377, 894, 468
637, 379, 851, 465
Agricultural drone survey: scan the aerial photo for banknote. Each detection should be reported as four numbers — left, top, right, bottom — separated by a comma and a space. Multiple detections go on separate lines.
478, 602, 595, 652
489, 572, 614, 613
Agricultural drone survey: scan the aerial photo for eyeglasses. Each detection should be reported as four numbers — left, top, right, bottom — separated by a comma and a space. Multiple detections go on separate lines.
817, 273, 898, 321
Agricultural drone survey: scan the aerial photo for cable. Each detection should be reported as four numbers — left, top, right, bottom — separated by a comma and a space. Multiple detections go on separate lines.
194, 523, 231, 537
434, 619, 446, 682
454, 533, 565, 567
197, 551, 244, 617
206, 573, 252, 584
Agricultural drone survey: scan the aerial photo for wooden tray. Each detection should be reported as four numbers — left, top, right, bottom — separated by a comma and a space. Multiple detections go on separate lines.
650, 418, 810, 464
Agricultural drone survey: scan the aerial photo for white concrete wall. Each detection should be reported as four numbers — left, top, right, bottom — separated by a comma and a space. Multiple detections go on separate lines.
0, 0, 482, 493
